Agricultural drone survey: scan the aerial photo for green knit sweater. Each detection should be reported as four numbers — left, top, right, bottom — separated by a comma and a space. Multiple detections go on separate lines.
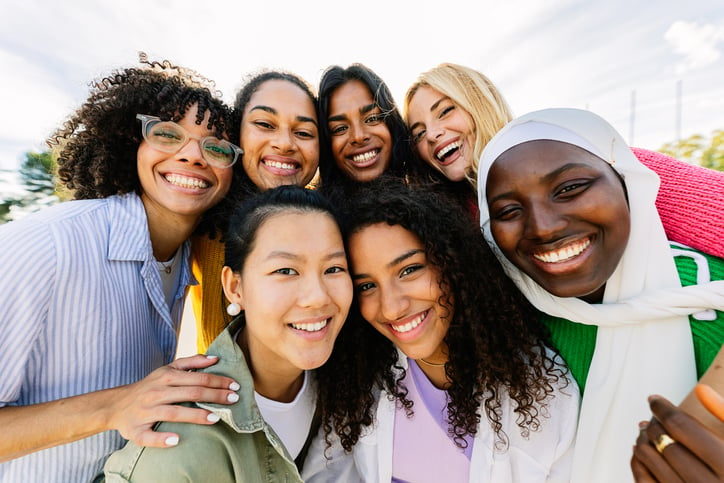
543, 245, 724, 394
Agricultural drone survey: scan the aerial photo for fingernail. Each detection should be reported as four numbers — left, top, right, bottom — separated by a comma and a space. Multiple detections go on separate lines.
206, 355, 218, 359
165, 436, 179, 446
638, 421, 648, 429
207, 413, 220, 423
229, 382, 240, 391
227, 393, 240, 403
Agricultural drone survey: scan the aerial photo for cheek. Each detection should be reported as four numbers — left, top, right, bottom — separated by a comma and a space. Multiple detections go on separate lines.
490, 222, 518, 255
357, 295, 378, 325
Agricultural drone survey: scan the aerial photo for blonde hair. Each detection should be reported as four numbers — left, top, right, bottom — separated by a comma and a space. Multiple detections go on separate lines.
404, 63, 512, 188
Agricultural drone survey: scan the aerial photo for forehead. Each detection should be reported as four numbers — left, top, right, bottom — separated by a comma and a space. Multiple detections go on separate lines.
350, 223, 421, 257
329, 80, 374, 112
493, 139, 610, 174
245, 79, 315, 115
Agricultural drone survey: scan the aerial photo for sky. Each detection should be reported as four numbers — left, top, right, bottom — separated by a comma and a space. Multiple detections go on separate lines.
1, 0, 723, 173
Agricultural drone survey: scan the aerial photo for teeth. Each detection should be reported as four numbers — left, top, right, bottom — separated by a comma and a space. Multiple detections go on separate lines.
436, 141, 461, 161
265, 160, 298, 170
390, 312, 425, 334
352, 150, 378, 164
534, 238, 591, 263
290, 319, 328, 332
165, 174, 209, 189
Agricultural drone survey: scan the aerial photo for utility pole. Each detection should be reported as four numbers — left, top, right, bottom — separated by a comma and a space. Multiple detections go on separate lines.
675, 80, 682, 141
629, 89, 636, 145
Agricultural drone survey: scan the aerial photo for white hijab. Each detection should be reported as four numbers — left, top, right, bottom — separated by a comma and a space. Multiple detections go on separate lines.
476, 108, 724, 483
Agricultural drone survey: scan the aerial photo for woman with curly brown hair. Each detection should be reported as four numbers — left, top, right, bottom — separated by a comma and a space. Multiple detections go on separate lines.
304, 177, 579, 482
0, 55, 245, 482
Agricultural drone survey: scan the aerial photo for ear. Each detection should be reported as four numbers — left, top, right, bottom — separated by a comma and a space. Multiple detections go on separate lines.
221, 266, 245, 309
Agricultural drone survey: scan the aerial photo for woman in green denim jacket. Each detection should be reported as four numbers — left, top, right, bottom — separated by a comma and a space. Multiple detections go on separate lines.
103, 185, 354, 482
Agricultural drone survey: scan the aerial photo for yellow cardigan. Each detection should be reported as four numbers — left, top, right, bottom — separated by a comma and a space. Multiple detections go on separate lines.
190, 235, 232, 352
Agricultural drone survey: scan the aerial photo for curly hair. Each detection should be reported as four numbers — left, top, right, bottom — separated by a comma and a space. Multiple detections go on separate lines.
315, 176, 568, 452
48, 53, 243, 237
316, 64, 412, 193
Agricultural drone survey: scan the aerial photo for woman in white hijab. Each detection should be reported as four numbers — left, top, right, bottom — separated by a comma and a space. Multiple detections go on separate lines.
476, 107, 724, 482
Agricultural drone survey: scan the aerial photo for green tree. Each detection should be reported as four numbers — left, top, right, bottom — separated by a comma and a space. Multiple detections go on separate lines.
659, 130, 724, 171
0, 151, 60, 223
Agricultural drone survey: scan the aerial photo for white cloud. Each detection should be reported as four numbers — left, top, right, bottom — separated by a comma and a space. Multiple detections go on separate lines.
665, 20, 724, 74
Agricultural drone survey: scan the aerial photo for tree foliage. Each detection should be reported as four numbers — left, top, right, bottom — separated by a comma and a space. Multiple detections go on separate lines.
0, 151, 60, 223
660, 129, 724, 171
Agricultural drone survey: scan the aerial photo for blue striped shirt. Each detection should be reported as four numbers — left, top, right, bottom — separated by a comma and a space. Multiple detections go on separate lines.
0, 193, 191, 482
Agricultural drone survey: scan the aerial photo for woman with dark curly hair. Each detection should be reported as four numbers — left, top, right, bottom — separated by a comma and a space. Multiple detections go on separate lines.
0, 55, 244, 482
314, 64, 412, 208
303, 177, 579, 482
189, 69, 321, 352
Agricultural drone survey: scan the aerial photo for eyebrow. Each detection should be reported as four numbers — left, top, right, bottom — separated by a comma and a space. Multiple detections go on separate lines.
488, 162, 593, 204
352, 248, 423, 280
249, 105, 318, 127
265, 250, 346, 262
408, 96, 449, 132
327, 103, 378, 124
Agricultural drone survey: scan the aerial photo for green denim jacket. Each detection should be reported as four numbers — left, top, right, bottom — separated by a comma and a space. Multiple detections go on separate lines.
102, 316, 308, 482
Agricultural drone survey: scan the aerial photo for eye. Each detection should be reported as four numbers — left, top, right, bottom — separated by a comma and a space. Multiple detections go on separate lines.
254, 120, 274, 130
325, 266, 347, 274
439, 105, 455, 118
411, 129, 426, 144
400, 264, 423, 277
356, 281, 376, 293
295, 130, 316, 139
556, 180, 591, 198
273, 267, 298, 276
150, 126, 184, 143
330, 124, 348, 136
364, 113, 384, 125
492, 205, 521, 221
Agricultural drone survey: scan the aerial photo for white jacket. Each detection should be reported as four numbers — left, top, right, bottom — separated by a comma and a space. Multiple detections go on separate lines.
303, 354, 579, 483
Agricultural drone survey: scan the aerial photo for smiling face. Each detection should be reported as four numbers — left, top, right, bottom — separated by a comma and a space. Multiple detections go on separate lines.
240, 79, 319, 190
349, 222, 451, 363
224, 211, 352, 375
327, 80, 393, 182
407, 85, 475, 182
486, 140, 630, 302
137, 103, 233, 229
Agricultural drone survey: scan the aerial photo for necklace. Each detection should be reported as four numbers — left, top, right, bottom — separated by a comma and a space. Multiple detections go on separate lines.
418, 358, 446, 368
156, 259, 173, 274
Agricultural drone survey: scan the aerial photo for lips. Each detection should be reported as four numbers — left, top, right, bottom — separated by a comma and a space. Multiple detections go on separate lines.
164, 173, 210, 189
349, 149, 380, 168
434, 140, 462, 164
533, 237, 591, 263
389, 310, 427, 334
289, 319, 329, 332
263, 158, 301, 173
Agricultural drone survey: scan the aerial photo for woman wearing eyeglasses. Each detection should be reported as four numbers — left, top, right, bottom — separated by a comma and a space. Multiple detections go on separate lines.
0, 55, 244, 482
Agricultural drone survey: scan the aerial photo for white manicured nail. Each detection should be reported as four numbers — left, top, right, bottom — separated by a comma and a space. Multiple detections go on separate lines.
227, 393, 240, 403
207, 413, 220, 423
165, 436, 179, 446
229, 382, 240, 391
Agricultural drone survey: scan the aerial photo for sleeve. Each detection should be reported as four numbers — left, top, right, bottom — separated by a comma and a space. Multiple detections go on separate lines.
545, 374, 580, 483
0, 219, 55, 405
633, 147, 724, 259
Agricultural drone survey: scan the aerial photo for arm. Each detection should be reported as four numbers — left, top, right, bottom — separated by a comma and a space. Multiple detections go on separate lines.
0, 354, 239, 463
633, 147, 724, 259
631, 387, 724, 482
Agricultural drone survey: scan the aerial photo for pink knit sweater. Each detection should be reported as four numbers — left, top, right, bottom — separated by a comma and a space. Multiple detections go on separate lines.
633, 147, 724, 258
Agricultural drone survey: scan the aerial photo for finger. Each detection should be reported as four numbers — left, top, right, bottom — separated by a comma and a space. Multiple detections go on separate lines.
153, 362, 240, 392
695, 383, 724, 422
649, 396, 724, 473
129, 428, 181, 449
137, 385, 240, 408
630, 450, 660, 483
168, 354, 220, 371
632, 438, 684, 483
645, 417, 719, 481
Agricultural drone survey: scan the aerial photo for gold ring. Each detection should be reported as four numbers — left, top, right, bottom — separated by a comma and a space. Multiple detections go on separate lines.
654, 433, 676, 453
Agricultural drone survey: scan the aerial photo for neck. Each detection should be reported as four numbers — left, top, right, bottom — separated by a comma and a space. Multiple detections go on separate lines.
236, 329, 305, 403
141, 197, 199, 261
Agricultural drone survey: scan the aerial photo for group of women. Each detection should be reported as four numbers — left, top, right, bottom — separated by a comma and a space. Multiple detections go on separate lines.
0, 53, 722, 483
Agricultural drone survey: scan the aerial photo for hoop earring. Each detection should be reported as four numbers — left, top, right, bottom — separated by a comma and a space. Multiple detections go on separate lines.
226, 303, 241, 317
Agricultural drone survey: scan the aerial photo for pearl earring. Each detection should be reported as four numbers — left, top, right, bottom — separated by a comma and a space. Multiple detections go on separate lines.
226, 303, 241, 316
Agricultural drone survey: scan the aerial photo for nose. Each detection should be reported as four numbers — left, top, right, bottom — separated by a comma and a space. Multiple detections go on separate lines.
425, 122, 444, 142
272, 129, 294, 153
298, 273, 332, 308
378, 282, 410, 323
349, 121, 370, 145
176, 137, 207, 166
524, 202, 567, 241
